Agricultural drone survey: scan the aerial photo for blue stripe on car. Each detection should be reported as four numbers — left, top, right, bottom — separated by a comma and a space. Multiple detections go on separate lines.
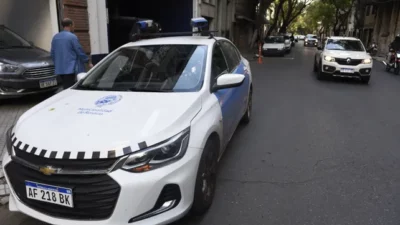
214, 60, 250, 146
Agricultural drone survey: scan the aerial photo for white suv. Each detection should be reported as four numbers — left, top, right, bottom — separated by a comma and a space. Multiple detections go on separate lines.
313, 36, 373, 84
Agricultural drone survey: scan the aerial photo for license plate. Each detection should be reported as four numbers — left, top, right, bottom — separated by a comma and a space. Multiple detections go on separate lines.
25, 181, 73, 208
39, 79, 57, 88
340, 68, 354, 74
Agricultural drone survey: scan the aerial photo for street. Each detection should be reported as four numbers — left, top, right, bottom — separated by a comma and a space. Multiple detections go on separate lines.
2, 42, 400, 225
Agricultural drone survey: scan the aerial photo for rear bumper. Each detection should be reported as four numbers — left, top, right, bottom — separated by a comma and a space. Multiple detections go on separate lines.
0, 75, 62, 99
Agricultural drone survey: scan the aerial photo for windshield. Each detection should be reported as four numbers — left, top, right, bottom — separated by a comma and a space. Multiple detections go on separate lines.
325, 39, 365, 51
76, 45, 208, 92
264, 36, 284, 43
307, 35, 317, 39
0, 27, 31, 48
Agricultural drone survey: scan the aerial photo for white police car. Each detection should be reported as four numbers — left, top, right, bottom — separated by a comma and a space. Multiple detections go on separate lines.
2, 18, 253, 225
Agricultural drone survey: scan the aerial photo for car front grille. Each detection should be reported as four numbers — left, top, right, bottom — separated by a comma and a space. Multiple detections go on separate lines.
23, 66, 55, 79
336, 58, 363, 66
5, 161, 121, 220
14, 148, 119, 171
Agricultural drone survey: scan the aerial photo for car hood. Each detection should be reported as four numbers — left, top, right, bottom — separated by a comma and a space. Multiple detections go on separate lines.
263, 43, 285, 48
325, 50, 369, 59
13, 90, 202, 155
0, 47, 53, 67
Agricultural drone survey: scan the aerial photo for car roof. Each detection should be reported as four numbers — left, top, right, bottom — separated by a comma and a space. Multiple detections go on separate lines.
122, 36, 221, 48
327, 36, 360, 41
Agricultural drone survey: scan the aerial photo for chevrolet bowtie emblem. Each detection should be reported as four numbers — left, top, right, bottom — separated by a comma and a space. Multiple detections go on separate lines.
39, 166, 57, 176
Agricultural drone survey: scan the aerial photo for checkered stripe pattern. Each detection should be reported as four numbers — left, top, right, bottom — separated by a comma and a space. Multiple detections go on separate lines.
11, 133, 148, 159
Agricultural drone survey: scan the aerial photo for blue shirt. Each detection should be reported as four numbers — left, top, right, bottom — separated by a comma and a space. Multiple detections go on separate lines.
50, 31, 89, 75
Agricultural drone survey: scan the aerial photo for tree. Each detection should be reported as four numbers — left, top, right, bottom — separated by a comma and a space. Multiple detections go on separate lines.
278, 0, 311, 33
266, 0, 287, 36
303, 0, 335, 36
321, 0, 354, 35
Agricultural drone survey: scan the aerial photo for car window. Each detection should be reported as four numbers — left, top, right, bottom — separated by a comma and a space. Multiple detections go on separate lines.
326, 39, 365, 52
265, 36, 284, 43
211, 44, 229, 87
0, 28, 31, 48
76, 45, 208, 92
219, 41, 240, 72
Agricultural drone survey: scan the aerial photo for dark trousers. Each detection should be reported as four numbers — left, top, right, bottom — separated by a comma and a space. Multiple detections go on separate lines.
59, 74, 76, 89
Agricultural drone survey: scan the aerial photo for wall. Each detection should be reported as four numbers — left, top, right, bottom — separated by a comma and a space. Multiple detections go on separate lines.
0, 0, 58, 51
87, 0, 109, 64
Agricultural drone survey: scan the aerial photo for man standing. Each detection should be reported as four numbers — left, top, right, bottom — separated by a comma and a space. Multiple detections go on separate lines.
51, 18, 93, 89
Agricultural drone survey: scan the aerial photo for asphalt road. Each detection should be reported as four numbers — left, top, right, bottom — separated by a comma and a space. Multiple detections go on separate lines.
3, 42, 400, 225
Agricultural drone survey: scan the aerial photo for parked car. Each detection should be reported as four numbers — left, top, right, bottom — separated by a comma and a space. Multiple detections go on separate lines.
0, 25, 61, 99
304, 34, 318, 47
282, 34, 292, 52
3, 18, 253, 225
313, 36, 372, 84
262, 36, 286, 56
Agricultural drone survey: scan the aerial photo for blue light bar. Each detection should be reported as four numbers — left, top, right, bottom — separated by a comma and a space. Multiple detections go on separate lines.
191, 17, 208, 29
137, 20, 154, 30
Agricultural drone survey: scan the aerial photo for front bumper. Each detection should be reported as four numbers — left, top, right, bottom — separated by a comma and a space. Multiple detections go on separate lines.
0, 75, 62, 99
304, 41, 318, 47
3, 146, 202, 225
321, 61, 373, 78
262, 49, 285, 56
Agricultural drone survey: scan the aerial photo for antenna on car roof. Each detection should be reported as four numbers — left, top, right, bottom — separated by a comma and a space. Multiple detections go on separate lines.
130, 17, 218, 42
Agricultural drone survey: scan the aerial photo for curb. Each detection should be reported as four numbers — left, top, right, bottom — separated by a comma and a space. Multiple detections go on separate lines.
0, 167, 10, 205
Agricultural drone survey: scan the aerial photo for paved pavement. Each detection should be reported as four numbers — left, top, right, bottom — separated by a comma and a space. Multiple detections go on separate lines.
2, 42, 400, 225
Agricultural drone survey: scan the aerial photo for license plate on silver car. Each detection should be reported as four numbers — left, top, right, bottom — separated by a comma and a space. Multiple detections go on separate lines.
39, 79, 57, 88
25, 181, 73, 208
340, 68, 354, 74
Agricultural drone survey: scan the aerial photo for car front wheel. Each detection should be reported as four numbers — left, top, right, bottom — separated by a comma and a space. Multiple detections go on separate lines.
241, 87, 252, 124
361, 77, 370, 84
191, 137, 218, 216
317, 61, 326, 80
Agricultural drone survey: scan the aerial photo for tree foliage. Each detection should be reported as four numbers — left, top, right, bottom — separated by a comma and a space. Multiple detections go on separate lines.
300, 0, 354, 36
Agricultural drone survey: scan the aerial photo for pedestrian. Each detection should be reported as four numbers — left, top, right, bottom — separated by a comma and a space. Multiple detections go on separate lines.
51, 18, 93, 90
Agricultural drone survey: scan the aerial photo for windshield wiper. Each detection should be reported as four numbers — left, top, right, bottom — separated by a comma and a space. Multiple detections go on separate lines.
75, 84, 114, 91
128, 88, 172, 92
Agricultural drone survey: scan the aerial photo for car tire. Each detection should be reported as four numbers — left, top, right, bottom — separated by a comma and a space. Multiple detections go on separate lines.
386, 64, 391, 72
361, 77, 370, 84
317, 62, 326, 80
191, 137, 218, 216
313, 58, 318, 72
241, 87, 252, 124
395, 67, 400, 75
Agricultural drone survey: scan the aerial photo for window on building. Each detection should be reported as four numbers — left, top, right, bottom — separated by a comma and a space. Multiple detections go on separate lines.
366, 5, 370, 16
372, 5, 377, 15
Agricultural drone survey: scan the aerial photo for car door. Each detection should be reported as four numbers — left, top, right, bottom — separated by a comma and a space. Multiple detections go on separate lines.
213, 40, 250, 146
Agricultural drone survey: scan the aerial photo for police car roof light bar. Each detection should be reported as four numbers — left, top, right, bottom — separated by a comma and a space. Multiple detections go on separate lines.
132, 17, 217, 41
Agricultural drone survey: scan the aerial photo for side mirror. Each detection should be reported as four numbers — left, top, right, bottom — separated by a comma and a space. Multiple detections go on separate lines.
77, 72, 88, 81
212, 74, 245, 92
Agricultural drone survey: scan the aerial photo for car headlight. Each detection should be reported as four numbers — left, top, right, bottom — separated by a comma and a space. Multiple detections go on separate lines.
315, 40, 319, 43
362, 58, 372, 64
5, 125, 14, 156
0, 62, 21, 74
305, 39, 308, 42
324, 55, 335, 62
121, 128, 190, 173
